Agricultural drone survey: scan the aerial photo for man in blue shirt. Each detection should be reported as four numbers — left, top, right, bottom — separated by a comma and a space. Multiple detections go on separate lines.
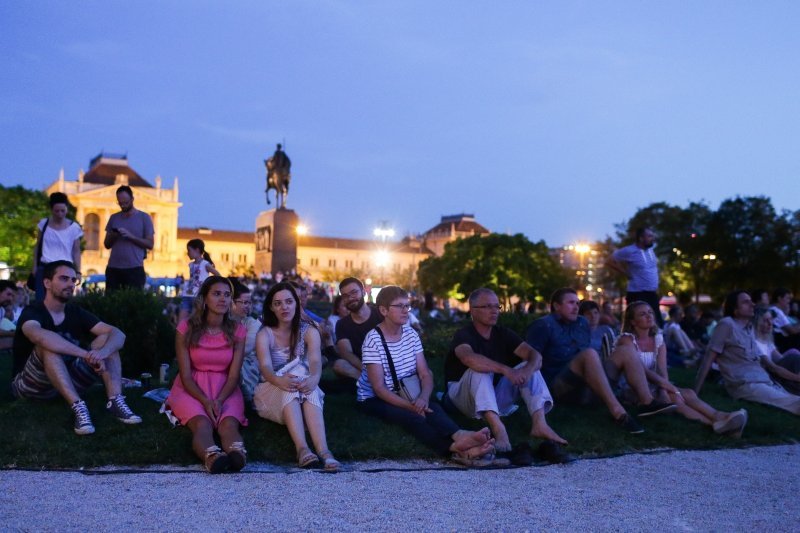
607, 227, 664, 327
526, 288, 676, 433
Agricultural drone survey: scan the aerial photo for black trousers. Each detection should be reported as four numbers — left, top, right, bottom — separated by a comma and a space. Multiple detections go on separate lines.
358, 396, 460, 456
105, 266, 146, 293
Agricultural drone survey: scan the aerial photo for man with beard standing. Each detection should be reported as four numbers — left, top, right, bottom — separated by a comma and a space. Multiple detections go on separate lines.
607, 226, 664, 328
103, 185, 154, 292
11, 260, 141, 435
333, 277, 383, 380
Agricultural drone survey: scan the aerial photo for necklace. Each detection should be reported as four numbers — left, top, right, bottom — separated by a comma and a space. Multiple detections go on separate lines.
205, 326, 222, 335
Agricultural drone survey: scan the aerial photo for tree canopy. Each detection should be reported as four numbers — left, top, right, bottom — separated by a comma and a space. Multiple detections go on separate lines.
0, 185, 49, 279
417, 233, 569, 308
612, 196, 799, 300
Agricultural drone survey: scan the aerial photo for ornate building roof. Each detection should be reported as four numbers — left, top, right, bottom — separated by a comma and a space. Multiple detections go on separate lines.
423, 214, 490, 238
82, 153, 152, 187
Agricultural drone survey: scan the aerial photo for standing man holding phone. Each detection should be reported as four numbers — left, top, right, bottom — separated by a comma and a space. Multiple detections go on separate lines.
104, 185, 154, 292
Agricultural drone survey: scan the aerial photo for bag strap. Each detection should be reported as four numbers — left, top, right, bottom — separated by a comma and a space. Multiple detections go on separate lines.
35, 218, 50, 265
374, 326, 401, 393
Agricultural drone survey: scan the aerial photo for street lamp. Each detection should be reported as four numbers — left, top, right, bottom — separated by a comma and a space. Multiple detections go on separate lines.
373, 222, 395, 242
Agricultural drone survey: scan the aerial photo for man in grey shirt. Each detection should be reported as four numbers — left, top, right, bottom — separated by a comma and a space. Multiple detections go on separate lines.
103, 185, 154, 292
607, 226, 663, 327
695, 290, 800, 415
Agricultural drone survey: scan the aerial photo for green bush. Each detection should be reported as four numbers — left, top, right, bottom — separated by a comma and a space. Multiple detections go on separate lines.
75, 289, 175, 377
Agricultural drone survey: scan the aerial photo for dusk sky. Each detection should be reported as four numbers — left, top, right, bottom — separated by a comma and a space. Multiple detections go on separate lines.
2, 2, 799, 247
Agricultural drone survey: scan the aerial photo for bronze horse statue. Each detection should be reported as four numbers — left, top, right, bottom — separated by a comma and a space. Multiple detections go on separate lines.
265, 143, 291, 209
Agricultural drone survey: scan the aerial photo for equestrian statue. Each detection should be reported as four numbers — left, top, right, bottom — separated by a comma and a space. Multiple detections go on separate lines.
265, 143, 291, 209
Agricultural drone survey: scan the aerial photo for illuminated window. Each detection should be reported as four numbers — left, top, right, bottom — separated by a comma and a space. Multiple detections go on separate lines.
84, 213, 100, 250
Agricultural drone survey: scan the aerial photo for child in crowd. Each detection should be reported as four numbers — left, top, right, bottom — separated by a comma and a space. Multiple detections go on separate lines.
178, 239, 220, 321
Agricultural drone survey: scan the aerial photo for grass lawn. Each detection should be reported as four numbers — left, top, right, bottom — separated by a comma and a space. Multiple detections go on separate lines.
1, 321, 798, 468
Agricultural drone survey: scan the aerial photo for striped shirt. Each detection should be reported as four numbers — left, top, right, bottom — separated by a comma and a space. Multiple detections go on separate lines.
357, 325, 422, 401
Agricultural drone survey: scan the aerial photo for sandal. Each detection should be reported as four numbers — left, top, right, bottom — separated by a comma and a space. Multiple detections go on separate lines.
451, 452, 495, 468
204, 445, 230, 474
318, 450, 341, 472
226, 441, 247, 472
297, 448, 319, 468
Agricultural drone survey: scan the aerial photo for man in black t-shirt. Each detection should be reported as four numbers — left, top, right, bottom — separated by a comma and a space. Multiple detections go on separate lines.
445, 288, 567, 463
11, 260, 141, 435
333, 277, 382, 380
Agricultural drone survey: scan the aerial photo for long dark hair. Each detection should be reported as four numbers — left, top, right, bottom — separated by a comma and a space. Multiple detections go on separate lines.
185, 276, 237, 347
187, 238, 214, 265
262, 282, 303, 360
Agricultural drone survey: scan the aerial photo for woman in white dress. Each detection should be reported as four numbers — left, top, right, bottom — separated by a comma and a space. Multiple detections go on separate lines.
253, 282, 340, 471
612, 301, 747, 437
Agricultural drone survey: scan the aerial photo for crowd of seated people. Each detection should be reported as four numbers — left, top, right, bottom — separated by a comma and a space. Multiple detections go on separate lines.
6, 265, 800, 473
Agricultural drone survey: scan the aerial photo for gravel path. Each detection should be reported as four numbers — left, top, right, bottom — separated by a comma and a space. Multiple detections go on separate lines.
2, 445, 799, 532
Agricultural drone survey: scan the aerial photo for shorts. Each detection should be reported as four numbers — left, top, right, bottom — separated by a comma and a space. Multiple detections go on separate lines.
548, 365, 596, 405
11, 349, 100, 400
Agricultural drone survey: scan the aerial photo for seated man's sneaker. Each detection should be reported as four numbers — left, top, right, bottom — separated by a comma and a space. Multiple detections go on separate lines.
71, 399, 95, 435
106, 395, 142, 424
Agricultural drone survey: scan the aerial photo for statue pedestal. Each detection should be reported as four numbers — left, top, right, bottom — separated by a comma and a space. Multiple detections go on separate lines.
255, 208, 298, 276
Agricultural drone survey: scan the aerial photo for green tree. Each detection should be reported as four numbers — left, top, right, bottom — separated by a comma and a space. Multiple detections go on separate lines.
613, 201, 713, 300
417, 233, 569, 309
705, 196, 794, 294
0, 185, 49, 279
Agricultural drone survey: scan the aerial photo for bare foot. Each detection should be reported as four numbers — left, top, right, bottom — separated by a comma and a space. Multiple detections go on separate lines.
451, 427, 491, 453
531, 424, 568, 445
459, 438, 496, 459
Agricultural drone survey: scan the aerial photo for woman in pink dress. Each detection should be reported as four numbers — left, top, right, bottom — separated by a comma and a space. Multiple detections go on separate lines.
168, 276, 248, 473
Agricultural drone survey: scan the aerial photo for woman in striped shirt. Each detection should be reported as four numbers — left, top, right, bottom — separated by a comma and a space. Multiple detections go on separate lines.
357, 286, 496, 466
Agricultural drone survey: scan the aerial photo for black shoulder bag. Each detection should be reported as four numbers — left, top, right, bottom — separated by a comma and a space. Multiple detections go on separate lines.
374, 327, 423, 402
27, 218, 49, 290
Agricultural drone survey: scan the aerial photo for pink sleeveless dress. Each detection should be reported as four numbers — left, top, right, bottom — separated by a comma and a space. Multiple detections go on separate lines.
168, 320, 248, 427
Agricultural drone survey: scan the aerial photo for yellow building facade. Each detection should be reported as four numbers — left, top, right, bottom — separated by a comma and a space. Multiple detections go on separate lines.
48, 155, 487, 284
45, 154, 184, 277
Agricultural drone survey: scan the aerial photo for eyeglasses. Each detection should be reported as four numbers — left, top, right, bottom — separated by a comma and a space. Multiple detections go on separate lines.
389, 303, 411, 311
234, 300, 252, 306
342, 288, 362, 299
472, 304, 501, 310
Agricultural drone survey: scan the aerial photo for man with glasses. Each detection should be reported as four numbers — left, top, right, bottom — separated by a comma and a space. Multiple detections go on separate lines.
333, 277, 383, 380
11, 260, 141, 435
443, 288, 570, 465
103, 185, 154, 292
